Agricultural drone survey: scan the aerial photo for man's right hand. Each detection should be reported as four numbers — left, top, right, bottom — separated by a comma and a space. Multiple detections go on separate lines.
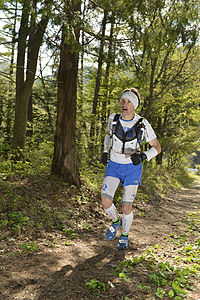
101, 152, 108, 166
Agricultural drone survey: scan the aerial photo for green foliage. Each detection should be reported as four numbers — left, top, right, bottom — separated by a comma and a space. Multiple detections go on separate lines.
113, 247, 198, 299
20, 241, 38, 253
140, 163, 195, 203
138, 284, 151, 293
155, 287, 165, 299
111, 209, 200, 299
80, 160, 105, 191
31, 77, 57, 137
0, 178, 69, 238
0, 169, 100, 249
85, 279, 106, 295
0, 139, 54, 177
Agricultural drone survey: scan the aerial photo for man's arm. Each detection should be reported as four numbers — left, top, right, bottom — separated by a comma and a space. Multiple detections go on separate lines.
103, 131, 111, 153
149, 138, 162, 154
131, 138, 162, 165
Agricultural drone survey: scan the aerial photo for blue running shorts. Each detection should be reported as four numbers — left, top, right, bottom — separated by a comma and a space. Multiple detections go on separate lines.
101, 160, 143, 205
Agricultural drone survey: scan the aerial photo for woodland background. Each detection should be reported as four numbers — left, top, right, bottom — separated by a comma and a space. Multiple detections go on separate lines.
0, 1, 200, 299
0, 0, 200, 187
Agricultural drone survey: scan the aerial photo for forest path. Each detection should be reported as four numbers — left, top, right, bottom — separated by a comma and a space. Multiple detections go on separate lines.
1, 179, 200, 300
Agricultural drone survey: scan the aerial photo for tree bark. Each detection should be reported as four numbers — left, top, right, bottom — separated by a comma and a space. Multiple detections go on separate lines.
6, 0, 18, 141
89, 10, 108, 143
27, 93, 33, 137
141, 57, 157, 119
100, 12, 115, 150
12, 0, 52, 153
51, 0, 81, 187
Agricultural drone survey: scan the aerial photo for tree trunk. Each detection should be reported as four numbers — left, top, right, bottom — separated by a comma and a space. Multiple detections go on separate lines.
27, 92, 33, 137
76, 0, 87, 158
6, 0, 18, 141
12, 0, 52, 153
155, 116, 162, 165
38, 59, 55, 133
51, 0, 81, 187
78, 0, 86, 101
141, 57, 157, 119
156, 152, 163, 165
89, 10, 108, 145
0, 94, 3, 129
100, 13, 115, 150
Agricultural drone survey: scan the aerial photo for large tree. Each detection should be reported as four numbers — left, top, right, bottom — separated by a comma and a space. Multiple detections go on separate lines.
51, 0, 81, 186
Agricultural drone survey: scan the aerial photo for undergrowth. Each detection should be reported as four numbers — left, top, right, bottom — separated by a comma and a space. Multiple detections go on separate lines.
85, 212, 200, 299
0, 143, 196, 245
0, 143, 199, 299
0, 175, 98, 243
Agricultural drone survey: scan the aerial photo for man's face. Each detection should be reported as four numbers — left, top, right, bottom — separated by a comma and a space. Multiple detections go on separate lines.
120, 98, 135, 116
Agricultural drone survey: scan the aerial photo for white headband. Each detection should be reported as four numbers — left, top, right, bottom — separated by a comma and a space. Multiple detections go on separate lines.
120, 91, 139, 109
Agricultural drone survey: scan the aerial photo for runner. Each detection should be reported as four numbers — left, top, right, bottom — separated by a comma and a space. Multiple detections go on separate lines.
101, 88, 161, 249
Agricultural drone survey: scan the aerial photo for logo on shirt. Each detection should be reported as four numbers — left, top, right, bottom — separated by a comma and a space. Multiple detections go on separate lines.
122, 125, 134, 137
123, 126, 130, 132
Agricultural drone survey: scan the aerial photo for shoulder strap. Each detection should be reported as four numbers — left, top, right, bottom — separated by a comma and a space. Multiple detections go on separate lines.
113, 113, 120, 122
135, 117, 145, 145
136, 117, 144, 126
135, 117, 145, 130
111, 113, 120, 135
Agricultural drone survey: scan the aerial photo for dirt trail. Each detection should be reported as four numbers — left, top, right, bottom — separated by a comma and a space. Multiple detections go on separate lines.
1, 180, 200, 300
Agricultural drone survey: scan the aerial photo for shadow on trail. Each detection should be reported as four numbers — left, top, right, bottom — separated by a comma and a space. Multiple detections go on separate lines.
2, 232, 139, 299
37, 244, 127, 300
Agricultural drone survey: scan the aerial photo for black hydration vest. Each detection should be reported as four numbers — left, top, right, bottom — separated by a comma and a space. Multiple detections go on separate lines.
111, 114, 145, 154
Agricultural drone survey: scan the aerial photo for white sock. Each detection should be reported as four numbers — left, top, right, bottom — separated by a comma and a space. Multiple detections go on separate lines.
122, 211, 134, 235
104, 203, 118, 221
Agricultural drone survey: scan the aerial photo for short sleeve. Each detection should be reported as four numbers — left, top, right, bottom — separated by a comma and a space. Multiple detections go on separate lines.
106, 113, 116, 134
143, 119, 157, 142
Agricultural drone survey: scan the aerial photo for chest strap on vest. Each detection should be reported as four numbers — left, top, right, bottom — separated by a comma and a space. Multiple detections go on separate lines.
111, 114, 145, 153
112, 114, 144, 138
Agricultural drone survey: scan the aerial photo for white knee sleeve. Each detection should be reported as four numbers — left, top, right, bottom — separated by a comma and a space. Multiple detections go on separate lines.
122, 185, 138, 205
101, 176, 120, 200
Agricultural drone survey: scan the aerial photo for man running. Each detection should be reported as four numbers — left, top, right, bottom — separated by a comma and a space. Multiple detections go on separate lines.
101, 88, 161, 249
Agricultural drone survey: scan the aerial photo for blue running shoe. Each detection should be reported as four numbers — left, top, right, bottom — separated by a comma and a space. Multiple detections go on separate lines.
118, 235, 129, 249
106, 219, 121, 240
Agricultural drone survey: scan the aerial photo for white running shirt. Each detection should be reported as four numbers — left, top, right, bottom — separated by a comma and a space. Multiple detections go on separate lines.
105, 113, 157, 164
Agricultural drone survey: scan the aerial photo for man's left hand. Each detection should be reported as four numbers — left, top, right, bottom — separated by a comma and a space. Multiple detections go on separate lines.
131, 153, 147, 165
